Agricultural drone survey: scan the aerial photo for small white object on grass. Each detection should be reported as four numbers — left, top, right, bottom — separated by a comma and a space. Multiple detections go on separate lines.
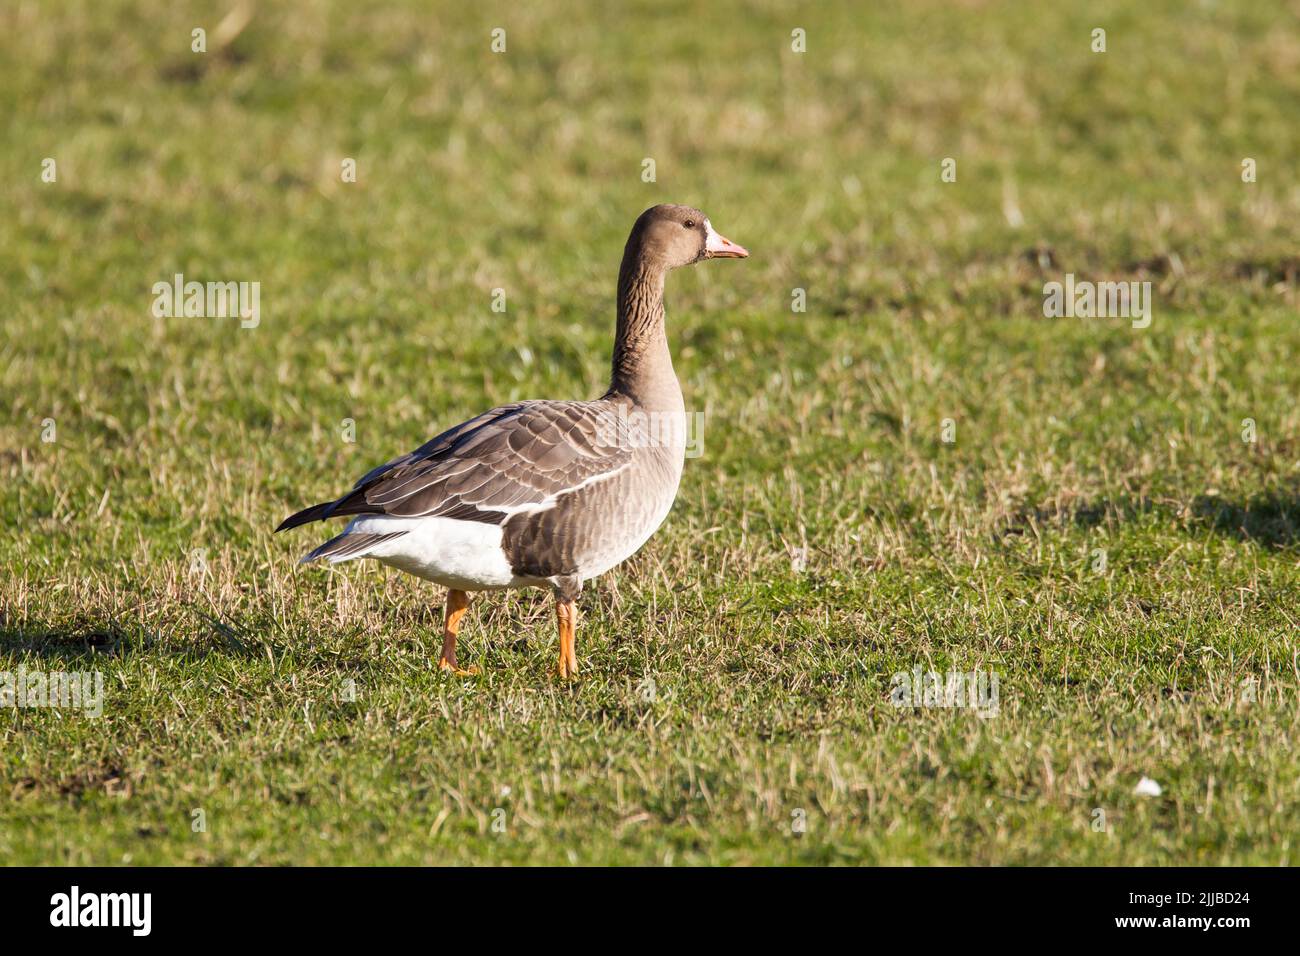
1134, 777, 1163, 797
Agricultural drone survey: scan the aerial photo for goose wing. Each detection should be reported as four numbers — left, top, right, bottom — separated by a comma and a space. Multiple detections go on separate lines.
278, 400, 633, 529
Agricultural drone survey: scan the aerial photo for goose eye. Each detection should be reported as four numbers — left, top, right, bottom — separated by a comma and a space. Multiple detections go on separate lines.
683, 219, 695, 229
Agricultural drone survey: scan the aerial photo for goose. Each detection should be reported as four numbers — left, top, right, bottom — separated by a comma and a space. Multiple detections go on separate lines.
276, 204, 748, 677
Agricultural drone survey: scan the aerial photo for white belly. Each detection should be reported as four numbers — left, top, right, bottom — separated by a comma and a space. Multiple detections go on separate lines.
341, 516, 535, 591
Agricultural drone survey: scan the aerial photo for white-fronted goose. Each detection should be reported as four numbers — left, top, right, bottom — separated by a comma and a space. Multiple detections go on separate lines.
277, 204, 748, 676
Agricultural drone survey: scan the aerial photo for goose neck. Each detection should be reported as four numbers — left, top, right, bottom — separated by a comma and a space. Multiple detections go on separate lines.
608, 256, 681, 411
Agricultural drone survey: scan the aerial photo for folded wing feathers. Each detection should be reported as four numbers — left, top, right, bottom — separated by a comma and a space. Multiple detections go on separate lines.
280, 400, 635, 532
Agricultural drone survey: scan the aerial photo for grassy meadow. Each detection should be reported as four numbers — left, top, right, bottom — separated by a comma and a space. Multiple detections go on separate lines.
3, 0, 1300, 864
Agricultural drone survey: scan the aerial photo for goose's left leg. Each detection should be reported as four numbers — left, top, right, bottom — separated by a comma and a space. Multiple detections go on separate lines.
553, 577, 582, 678
438, 588, 478, 676
555, 598, 578, 678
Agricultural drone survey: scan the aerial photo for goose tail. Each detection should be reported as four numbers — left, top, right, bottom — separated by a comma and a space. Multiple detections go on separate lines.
299, 530, 409, 564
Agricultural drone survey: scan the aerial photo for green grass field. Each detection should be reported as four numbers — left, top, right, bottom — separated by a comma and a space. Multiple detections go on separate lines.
3, 0, 1300, 865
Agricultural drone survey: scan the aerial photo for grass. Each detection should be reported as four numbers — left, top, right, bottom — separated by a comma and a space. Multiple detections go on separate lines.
3, 0, 1300, 864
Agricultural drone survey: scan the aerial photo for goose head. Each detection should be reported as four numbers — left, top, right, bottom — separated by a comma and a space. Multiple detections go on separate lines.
628, 203, 749, 271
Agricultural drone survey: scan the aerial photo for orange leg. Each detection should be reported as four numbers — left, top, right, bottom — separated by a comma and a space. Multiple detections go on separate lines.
438, 589, 478, 676
556, 598, 578, 678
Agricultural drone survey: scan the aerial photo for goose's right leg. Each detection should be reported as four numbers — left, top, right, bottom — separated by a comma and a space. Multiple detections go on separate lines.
438, 589, 478, 676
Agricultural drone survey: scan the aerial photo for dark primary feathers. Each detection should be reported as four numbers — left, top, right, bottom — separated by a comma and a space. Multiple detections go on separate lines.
276, 400, 636, 532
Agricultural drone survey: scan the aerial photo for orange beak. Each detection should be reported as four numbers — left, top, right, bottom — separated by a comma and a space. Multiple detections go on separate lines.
704, 222, 749, 259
